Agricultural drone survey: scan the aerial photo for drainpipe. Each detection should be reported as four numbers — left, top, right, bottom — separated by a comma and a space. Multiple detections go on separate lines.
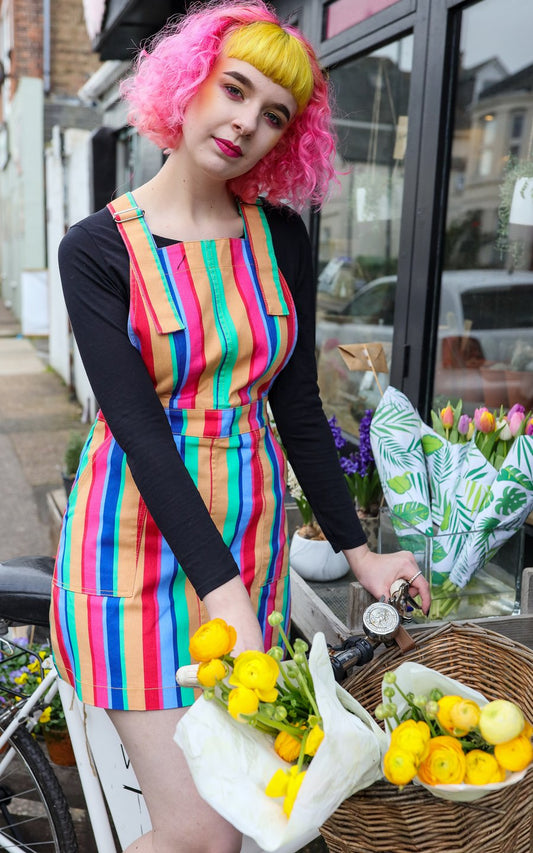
43, 0, 51, 94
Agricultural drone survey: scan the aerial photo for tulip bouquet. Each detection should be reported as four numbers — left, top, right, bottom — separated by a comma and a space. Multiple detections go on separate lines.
379, 662, 533, 802
174, 617, 385, 851
370, 387, 533, 620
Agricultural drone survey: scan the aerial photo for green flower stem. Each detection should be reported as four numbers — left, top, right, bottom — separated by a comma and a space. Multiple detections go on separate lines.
296, 728, 311, 773
247, 713, 304, 738
275, 622, 295, 661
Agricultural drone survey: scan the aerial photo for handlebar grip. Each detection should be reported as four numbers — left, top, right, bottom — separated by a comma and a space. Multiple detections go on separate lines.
176, 664, 200, 688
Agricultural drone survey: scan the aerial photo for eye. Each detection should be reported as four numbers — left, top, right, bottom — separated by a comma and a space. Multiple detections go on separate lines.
223, 84, 243, 100
264, 111, 284, 128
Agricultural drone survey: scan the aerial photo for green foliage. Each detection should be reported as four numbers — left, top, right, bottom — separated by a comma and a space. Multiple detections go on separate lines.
64, 431, 85, 476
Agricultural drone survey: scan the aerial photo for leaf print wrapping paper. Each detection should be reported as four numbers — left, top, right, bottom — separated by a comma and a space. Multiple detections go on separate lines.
450, 436, 533, 586
371, 387, 532, 590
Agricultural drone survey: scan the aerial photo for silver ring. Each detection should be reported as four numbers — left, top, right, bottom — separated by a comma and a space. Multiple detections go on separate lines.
408, 570, 422, 585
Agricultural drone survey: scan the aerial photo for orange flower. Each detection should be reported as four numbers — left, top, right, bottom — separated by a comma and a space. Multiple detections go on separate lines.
274, 730, 302, 763
494, 734, 533, 772
417, 736, 466, 785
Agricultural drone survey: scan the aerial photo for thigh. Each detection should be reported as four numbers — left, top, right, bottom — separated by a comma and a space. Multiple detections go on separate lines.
107, 707, 242, 853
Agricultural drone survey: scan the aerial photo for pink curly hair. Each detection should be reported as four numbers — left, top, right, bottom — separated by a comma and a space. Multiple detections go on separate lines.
120, 0, 337, 210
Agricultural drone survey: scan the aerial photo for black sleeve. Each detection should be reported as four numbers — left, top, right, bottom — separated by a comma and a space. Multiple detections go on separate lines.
58, 212, 240, 599
266, 207, 367, 551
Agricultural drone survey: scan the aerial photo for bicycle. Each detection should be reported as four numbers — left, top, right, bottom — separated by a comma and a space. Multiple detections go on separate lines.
0, 555, 414, 853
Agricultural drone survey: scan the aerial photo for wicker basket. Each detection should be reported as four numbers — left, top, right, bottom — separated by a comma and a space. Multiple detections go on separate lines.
320, 621, 533, 853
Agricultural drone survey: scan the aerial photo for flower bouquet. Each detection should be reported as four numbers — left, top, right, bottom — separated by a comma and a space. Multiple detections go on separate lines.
174, 615, 386, 852
370, 386, 533, 619
379, 662, 533, 803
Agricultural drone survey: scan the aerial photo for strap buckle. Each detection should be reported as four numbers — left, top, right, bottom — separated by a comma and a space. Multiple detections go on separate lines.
112, 207, 145, 223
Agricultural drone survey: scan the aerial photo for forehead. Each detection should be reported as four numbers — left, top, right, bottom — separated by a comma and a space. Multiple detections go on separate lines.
213, 57, 297, 116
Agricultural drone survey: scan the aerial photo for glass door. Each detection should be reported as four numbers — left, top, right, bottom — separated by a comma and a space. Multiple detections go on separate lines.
316, 34, 413, 436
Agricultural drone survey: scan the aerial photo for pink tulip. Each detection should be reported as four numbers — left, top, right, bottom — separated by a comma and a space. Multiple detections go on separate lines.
440, 405, 454, 429
477, 409, 496, 434
474, 407, 495, 433
508, 411, 525, 436
507, 403, 525, 420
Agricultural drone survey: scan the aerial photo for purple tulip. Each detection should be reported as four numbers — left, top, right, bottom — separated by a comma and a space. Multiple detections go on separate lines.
457, 414, 471, 436
507, 403, 525, 420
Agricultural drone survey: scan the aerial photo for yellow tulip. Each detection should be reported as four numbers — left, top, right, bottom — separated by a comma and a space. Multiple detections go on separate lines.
494, 734, 533, 772
274, 730, 302, 763
227, 686, 259, 720
390, 720, 431, 761
417, 736, 466, 785
383, 747, 418, 787
197, 658, 227, 687
464, 750, 504, 784
305, 724, 325, 757
229, 650, 279, 702
189, 618, 237, 662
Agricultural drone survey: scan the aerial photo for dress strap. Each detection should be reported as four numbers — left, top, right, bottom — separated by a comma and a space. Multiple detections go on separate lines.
240, 203, 290, 317
107, 192, 185, 333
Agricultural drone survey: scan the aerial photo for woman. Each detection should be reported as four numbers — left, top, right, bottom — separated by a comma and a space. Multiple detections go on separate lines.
51, 2, 429, 850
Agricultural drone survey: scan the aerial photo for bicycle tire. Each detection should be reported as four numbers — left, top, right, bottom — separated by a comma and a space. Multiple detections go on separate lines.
0, 723, 79, 852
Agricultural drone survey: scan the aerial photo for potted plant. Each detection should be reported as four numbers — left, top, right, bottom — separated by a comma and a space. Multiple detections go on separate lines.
496, 155, 533, 268
0, 640, 75, 765
62, 431, 86, 498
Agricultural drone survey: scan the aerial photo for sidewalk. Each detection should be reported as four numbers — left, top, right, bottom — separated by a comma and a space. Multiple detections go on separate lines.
0, 299, 328, 852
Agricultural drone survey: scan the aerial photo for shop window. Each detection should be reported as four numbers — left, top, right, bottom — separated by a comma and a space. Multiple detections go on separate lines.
316, 35, 413, 436
323, 0, 402, 40
435, 0, 533, 416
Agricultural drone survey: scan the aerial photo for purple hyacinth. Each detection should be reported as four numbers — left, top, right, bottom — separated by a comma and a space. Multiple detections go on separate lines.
328, 415, 346, 450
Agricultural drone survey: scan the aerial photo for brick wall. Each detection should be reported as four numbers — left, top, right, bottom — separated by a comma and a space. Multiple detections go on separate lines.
50, 0, 101, 96
12, 0, 43, 82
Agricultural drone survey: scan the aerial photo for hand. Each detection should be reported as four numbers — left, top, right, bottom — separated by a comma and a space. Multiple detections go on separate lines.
344, 543, 431, 615
203, 576, 264, 655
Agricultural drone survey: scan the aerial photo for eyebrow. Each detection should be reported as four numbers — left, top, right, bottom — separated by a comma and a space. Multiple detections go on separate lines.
223, 70, 292, 122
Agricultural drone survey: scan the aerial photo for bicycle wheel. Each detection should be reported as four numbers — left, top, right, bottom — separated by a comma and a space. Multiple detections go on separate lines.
0, 723, 79, 852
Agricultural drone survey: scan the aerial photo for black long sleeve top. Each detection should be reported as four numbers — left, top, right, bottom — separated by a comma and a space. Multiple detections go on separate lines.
58, 201, 366, 599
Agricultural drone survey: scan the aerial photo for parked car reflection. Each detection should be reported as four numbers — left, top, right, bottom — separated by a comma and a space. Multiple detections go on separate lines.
316, 269, 533, 433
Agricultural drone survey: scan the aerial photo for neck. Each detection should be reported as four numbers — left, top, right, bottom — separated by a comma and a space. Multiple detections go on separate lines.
132, 151, 242, 241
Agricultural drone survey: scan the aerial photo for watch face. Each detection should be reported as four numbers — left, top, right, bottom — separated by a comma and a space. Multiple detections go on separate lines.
362, 602, 400, 640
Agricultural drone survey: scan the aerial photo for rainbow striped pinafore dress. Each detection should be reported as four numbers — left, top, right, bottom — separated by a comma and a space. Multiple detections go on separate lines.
50, 193, 297, 711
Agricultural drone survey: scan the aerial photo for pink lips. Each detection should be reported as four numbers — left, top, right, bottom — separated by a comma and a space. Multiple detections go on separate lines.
214, 137, 243, 158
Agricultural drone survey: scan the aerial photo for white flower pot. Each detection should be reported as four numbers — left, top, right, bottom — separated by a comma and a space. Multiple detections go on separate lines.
289, 530, 349, 582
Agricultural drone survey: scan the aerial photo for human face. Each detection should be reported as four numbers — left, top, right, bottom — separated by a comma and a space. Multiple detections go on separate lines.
179, 57, 297, 182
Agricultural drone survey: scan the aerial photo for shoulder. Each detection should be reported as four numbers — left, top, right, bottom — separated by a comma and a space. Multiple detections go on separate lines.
60, 207, 125, 258
259, 201, 312, 292
260, 200, 310, 245
58, 207, 130, 299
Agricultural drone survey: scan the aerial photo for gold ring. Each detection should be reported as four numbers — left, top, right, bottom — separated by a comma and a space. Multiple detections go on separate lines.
408, 570, 422, 585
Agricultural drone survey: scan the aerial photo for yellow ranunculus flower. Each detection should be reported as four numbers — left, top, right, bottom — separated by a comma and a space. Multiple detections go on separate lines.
390, 720, 431, 761
417, 736, 466, 785
494, 734, 533, 772
305, 724, 324, 757
197, 658, 227, 687
265, 768, 289, 798
227, 686, 259, 720
464, 749, 504, 784
229, 650, 279, 702
383, 747, 418, 787
274, 730, 302, 763
283, 767, 306, 817
189, 618, 237, 662
450, 699, 480, 734
38, 706, 52, 725
436, 695, 464, 735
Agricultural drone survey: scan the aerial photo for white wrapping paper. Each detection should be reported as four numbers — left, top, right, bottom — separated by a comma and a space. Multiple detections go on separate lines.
174, 633, 386, 852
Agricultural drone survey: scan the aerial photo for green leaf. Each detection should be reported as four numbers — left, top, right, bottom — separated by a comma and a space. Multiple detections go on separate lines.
397, 534, 428, 553
431, 541, 448, 563
421, 434, 443, 455
387, 473, 411, 494
392, 501, 430, 524
498, 465, 533, 490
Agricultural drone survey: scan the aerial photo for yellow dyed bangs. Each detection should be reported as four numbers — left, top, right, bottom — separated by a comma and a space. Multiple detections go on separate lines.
223, 22, 314, 112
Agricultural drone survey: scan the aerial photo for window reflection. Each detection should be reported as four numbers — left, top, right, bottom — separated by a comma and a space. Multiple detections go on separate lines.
316, 37, 413, 436
435, 0, 533, 415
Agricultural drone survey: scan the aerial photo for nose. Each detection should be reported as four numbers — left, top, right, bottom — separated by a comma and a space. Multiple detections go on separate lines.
231, 106, 258, 137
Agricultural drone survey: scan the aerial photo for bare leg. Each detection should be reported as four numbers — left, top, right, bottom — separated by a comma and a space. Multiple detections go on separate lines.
107, 707, 243, 853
